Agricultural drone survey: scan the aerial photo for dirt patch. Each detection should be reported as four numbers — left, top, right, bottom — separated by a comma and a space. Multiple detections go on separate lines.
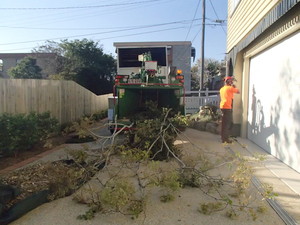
0, 136, 67, 171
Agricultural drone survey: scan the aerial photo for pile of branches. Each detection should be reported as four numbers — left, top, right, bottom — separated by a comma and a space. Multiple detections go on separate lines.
125, 101, 187, 161
0, 150, 103, 216
0, 102, 277, 222
79, 102, 277, 221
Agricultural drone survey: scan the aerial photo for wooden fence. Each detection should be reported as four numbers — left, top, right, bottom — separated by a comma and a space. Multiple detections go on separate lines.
0, 79, 112, 124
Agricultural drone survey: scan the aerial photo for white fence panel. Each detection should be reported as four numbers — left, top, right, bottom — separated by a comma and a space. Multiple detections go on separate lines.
185, 97, 200, 114
185, 89, 220, 115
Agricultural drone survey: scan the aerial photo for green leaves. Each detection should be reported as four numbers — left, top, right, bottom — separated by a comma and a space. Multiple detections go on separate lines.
8, 56, 42, 79
198, 202, 224, 215
0, 112, 59, 156
35, 39, 116, 95
100, 180, 135, 211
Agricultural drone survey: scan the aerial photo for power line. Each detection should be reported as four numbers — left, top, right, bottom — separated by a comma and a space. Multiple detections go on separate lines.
0, 0, 163, 10
1, 4, 138, 28
0, 26, 191, 52
0, 20, 225, 47
0, 25, 190, 47
0, 0, 174, 31
185, 0, 201, 41
208, 0, 227, 35
0, 18, 202, 31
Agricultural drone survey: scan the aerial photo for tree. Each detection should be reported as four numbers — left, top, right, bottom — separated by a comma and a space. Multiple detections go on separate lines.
8, 57, 43, 79
34, 39, 116, 95
191, 64, 200, 91
33, 40, 65, 75
191, 58, 225, 91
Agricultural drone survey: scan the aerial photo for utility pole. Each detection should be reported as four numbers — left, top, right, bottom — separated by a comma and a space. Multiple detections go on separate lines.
200, 0, 206, 92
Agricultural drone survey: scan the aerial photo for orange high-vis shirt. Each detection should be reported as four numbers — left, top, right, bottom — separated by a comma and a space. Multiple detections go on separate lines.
219, 86, 239, 109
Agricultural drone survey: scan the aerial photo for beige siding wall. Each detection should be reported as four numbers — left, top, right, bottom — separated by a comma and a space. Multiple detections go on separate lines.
0, 79, 112, 124
227, 0, 281, 52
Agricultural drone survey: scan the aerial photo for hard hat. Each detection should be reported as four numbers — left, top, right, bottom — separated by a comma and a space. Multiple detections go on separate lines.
224, 76, 233, 81
224, 76, 236, 83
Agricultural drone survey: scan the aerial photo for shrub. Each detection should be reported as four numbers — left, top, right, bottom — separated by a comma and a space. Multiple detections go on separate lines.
0, 112, 59, 156
63, 116, 96, 142
91, 110, 107, 121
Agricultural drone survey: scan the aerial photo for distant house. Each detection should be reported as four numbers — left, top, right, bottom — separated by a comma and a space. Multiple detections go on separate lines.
227, 0, 300, 172
0, 53, 57, 78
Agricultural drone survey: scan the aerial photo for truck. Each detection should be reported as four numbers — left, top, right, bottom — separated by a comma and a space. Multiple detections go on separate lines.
108, 42, 194, 132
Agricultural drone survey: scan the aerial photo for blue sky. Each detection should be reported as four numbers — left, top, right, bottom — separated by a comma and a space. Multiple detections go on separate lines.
0, 0, 228, 62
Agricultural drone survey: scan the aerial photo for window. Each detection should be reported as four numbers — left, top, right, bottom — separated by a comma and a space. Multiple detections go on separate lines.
118, 47, 167, 67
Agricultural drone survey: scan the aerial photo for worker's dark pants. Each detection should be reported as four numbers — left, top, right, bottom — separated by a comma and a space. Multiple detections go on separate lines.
221, 109, 233, 142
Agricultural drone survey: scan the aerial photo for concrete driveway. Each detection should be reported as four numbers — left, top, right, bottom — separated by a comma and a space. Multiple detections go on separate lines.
7, 128, 300, 225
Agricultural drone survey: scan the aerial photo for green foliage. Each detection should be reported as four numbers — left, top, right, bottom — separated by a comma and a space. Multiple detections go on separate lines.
225, 209, 238, 219
0, 112, 59, 156
46, 162, 87, 200
253, 153, 267, 161
68, 149, 88, 165
191, 58, 225, 91
179, 168, 202, 188
134, 118, 181, 161
256, 205, 267, 213
8, 56, 43, 79
160, 193, 175, 202
159, 171, 181, 192
119, 146, 149, 162
63, 115, 96, 141
198, 202, 224, 215
77, 204, 103, 220
127, 200, 144, 219
231, 154, 253, 195
100, 180, 135, 211
248, 208, 258, 221
206, 60, 221, 78
34, 39, 116, 94
127, 103, 183, 161
261, 183, 278, 200
149, 165, 181, 201
191, 64, 200, 91
169, 113, 189, 130
31, 111, 60, 140
129, 101, 162, 122
62, 110, 107, 143
91, 110, 107, 121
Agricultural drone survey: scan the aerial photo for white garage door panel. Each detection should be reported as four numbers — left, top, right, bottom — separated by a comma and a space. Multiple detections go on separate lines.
248, 31, 300, 173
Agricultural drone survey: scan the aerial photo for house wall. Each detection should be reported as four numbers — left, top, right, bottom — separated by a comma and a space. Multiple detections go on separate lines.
0, 53, 57, 78
0, 57, 17, 78
171, 44, 192, 91
227, 0, 300, 172
227, 0, 281, 52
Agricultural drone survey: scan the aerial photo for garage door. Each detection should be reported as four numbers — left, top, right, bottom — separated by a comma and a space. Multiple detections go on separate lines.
247, 31, 300, 173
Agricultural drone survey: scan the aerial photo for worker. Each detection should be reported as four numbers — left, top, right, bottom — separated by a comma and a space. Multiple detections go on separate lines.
219, 76, 240, 143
